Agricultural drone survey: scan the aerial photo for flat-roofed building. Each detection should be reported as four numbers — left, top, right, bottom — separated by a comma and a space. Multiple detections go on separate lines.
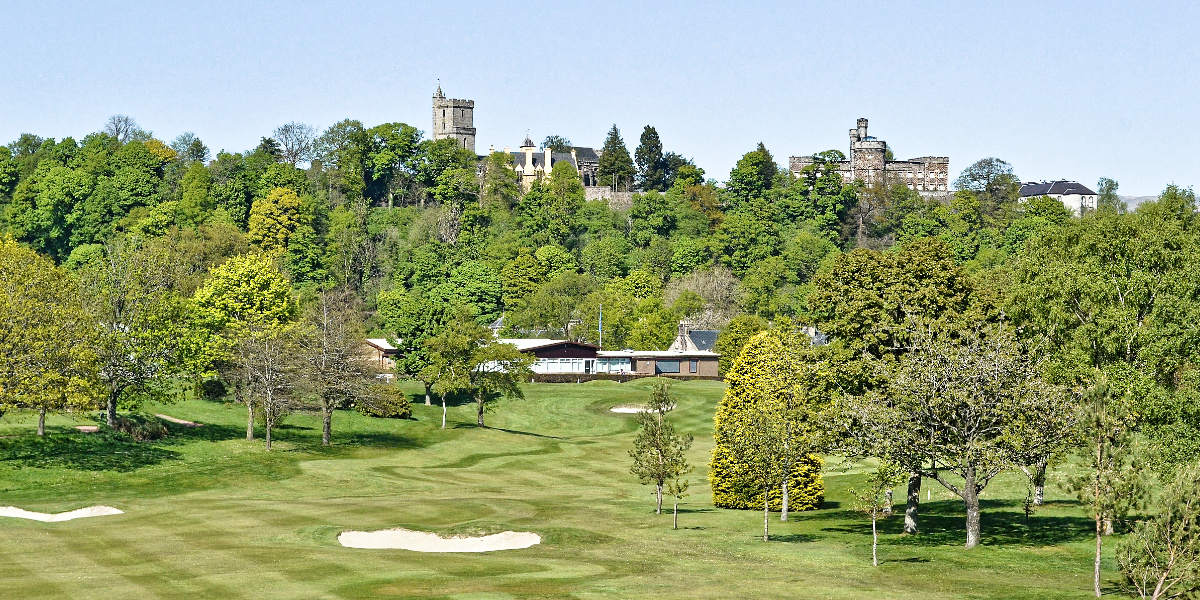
496, 338, 719, 378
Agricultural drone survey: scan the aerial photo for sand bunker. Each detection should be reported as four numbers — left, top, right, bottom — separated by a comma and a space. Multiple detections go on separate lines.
0, 505, 123, 522
338, 528, 540, 552
75, 425, 99, 433
609, 406, 648, 413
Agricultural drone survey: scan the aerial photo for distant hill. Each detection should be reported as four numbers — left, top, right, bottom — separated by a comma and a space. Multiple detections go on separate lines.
1121, 195, 1158, 208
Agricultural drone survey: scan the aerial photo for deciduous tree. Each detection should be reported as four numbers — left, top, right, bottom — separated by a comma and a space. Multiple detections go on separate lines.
629, 381, 693, 515
839, 325, 1074, 549
192, 253, 296, 440
296, 287, 372, 446
81, 237, 189, 427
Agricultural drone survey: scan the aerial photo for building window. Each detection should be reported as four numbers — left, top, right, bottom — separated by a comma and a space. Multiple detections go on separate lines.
656, 360, 680, 374
690, 359, 698, 373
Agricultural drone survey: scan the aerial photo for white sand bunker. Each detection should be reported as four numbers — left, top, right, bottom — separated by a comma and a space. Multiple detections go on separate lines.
338, 528, 540, 552
610, 406, 648, 413
0, 505, 123, 522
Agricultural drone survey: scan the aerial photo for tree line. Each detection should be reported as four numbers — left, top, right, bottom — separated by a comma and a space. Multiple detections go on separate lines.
2, 111, 1199, 596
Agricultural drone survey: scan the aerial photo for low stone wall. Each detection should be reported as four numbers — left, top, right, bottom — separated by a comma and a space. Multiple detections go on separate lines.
584, 187, 635, 211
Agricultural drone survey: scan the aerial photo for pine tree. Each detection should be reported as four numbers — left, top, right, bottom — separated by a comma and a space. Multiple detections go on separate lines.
635, 126, 666, 192
598, 125, 634, 190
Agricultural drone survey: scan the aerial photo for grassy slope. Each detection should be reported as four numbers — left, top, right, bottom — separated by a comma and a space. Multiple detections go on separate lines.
0, 379, 1112, 599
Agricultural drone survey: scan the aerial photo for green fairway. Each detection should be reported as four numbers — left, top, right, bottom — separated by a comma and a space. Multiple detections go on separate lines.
0, 379, 1114, 599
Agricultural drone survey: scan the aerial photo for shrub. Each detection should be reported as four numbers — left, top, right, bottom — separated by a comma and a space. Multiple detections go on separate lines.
710, 449, 823, 510
110, 414, 170, 442
709, 327, 825, 511
356, 385, 412, 419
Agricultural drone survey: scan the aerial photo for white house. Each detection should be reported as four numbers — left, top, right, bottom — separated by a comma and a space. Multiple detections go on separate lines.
1019, 180, 1098, 216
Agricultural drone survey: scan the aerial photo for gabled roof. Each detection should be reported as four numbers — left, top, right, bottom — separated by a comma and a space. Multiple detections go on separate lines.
1020, 180, 1097, 197
687, 330, 719, 351
571, 147, 599, 162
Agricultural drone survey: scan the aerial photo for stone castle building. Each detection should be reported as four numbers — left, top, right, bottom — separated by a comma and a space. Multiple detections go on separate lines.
432, 86, 476, 152
789, 119, 949, 196
434, 87, 634, 208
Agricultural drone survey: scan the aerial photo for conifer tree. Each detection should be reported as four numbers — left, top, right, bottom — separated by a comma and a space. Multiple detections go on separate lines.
635, 126, 666, 192
597, 125, 634, 190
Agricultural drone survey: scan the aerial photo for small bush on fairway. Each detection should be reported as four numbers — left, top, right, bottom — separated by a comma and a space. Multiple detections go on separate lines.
355, 385, 413, 419
110, 414, 170, 442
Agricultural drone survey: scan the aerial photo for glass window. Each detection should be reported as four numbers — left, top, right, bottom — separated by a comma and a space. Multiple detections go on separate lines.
690, 359, 698, 373
656, 360, 680, 374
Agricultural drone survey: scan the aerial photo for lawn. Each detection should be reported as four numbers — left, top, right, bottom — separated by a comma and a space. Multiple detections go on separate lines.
0, 379, 1115, 599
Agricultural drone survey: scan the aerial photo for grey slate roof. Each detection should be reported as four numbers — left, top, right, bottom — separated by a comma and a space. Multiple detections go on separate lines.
1020, 180, 1097, 197
687, 330, 719, 351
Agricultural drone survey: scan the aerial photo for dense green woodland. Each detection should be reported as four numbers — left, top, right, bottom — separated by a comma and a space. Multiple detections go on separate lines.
4, 114, 1200, 595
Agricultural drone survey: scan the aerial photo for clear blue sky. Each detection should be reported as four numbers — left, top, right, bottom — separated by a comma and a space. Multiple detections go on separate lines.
2, 1, 1195, 196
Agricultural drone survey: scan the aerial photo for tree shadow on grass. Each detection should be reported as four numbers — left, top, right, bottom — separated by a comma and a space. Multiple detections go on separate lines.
0, 432, 181, 472
156, 422, 246, 445
823, 499, 1096, 547
322, 431, 436, 452
769, 533, 820, 543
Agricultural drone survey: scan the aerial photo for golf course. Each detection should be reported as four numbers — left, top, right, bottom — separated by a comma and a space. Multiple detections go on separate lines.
0, 379, 1109, 599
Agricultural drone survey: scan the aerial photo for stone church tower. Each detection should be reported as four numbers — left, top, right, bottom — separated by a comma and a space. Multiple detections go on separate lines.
432, 85, 476, 153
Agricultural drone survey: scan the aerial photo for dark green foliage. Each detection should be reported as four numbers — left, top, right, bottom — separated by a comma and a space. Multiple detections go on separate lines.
110, 414, 171, 442
356, 385, 413, 419
725, 143, 776, 209
597, 125, 634, 190
540, 135, 571, 152
634, 126, 666, 192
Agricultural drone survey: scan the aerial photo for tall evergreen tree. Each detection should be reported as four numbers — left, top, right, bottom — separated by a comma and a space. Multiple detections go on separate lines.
635, 126, 666, 192
597, 125, 634, 190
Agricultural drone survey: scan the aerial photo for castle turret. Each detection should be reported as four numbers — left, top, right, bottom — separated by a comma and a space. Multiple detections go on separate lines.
431, 86, 476, 153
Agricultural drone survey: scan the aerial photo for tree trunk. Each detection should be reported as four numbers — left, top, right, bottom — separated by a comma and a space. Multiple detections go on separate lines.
265, 411, 273, 451
872, 514, 878, 567
673, 503, 678, 530
424, 381, 432, 406
963, 471, 981, 549
322, 404, 332, 447
476, 396, 485, 427
655, 483, 663, 514
883, 488, 893, 516
1103, 518, 1114, 536
245, 399, 254, 441
37, 408, 46, 436
1094, 514, 1102, 597
781, 479, 789, 522
441, 397, 447, 429
106, 388, 119, 427
1034, 460, 1047, 506
904, 473, 921, 534
763, 489, 770, 542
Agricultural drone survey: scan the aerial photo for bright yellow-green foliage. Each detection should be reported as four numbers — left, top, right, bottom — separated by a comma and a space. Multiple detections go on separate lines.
0, 237, 97, 413
191, 253, 295, 376
247, 187, 302, 251
711, 447, 823, 510
709, 327, 825, 510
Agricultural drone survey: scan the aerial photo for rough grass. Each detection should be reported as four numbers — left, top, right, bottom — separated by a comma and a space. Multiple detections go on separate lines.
0, 379, 1118, 599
